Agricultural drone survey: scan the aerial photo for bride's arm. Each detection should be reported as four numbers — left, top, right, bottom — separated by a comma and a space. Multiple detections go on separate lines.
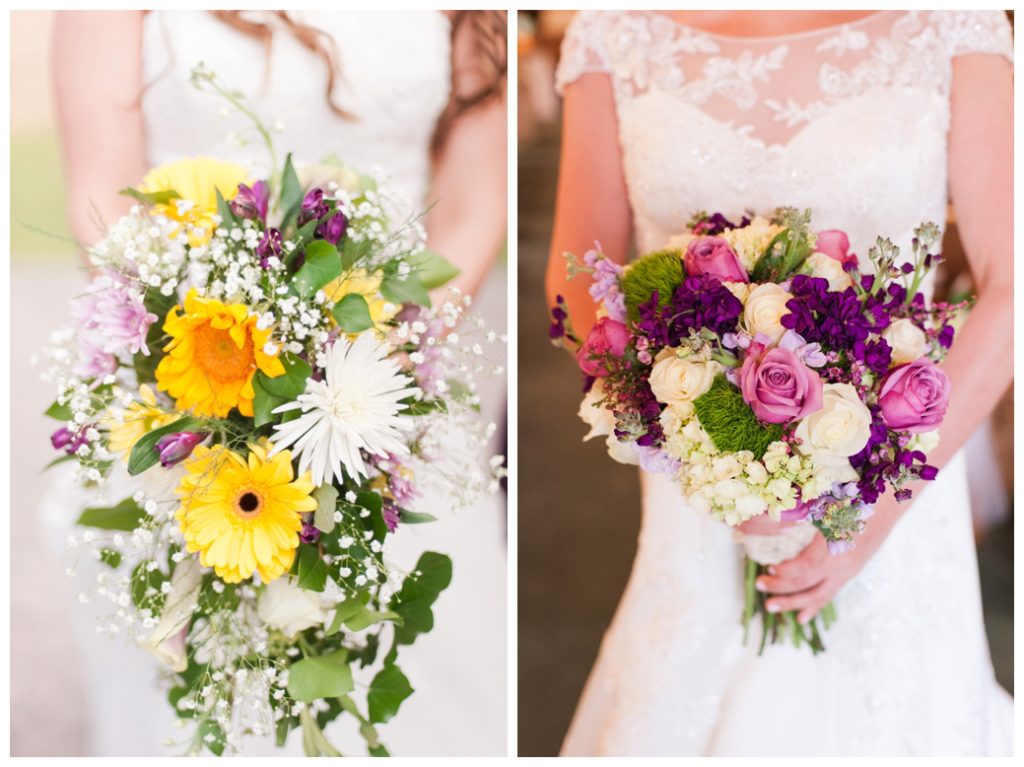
544, 74, 632, 341
757, 54, 1014, 622
425, 17, 507, 299
52, 11, 148, 254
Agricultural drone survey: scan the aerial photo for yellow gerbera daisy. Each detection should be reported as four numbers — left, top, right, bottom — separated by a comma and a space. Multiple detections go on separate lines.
138, 157, 250, 247
155, 289, 285, 418
104, 384, 179, 459
323, 269, 398, 327
176, 441, 316, 583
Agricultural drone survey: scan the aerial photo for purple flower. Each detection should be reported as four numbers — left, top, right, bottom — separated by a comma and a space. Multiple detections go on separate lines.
230, 180, 269, 222
383, 502, 400, 533
298, 188, 330, 227
828, 539, 856, 555
778, 329, 827, 368
636, 274, 743, 347
853, 338, 893, 376
684, 237, 748, 283
51, 426, 74, 451
739, 342, 824, 424
316, 210, 348, 245
300, 523, 321, 544
635, 445, 681, 475
256, 228, 284, 268
154, 431, 207, 468
72, 274, 157, 376
584, 247, 627, 323
877, 358, 951, 433
781, 274, 890, 352
576, 318, 630, 377
692, 212, 750, 236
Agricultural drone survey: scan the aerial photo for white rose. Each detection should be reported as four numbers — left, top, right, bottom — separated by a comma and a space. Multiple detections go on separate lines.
141, 556, 203, 673
882, 318, 927, 365
743, 283, 793, 343
578, 383, 616, 442
795, 383, 872, 483
723, 281, 752, 304
807, 251, 854, 291
908, 429, 941, 454
258, 577, 328, 638
649, 348, 720, 407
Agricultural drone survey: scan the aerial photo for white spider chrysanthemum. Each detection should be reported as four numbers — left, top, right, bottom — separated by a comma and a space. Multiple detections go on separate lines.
271, 333, 419, 485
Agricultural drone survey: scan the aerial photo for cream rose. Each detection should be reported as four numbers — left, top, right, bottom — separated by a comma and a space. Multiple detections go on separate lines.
882, 318, 928, 366
258, 576, 328, 638
723, 281, 752, 304
807, 251, 854, 291
743, 283, 793, 343
795, 383, 872, 483
579, 383, 640, 465
649, 348, 720, 407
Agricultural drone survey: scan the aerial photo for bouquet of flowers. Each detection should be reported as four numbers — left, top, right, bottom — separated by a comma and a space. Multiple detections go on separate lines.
552, 209, 957, 654
42, 68, 504, 755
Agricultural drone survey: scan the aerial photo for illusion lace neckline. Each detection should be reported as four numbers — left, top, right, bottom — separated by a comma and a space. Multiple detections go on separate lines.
643, 10, 894, 44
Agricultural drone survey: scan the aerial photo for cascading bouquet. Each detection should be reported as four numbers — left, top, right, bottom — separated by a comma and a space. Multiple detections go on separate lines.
41, 67, 504, 756
551, 209, 958, 654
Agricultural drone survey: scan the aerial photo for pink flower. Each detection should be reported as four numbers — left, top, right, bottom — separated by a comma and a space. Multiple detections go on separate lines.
740, 343, 824, 424
72, 273, 157, 375
814, 230, 858, 267
877, 358, 950, 433
684, 237, 748, 283
576, 318, 630, 377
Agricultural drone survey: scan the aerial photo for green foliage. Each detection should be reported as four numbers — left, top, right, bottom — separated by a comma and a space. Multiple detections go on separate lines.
622, 248, 684, 321
130, 561, 168, 611
77, 497, 147, 531
295, 544, 329, 592
198, 720, 226, 756
293, 240, 341, 298
380, 273, 431, 308
407, 249, 460, 289
332, 293, 375, 332
252, 374, 286, 429
312, 484, 339, 534
693, 375, 783, 460
214, 188, 237, 228
751, 208, 814, 282
367, 664, 413, 724
258, 354, 311, 399
44, 400, 72, 421
127, 416, 203, 475
279, 153, 304, 229
133, 289, 178, 383
398, 510, 437, 525
287, 649, 354, 702
99, 548, 123, 568
118, 186, 180, 206
390, 552, 453, 645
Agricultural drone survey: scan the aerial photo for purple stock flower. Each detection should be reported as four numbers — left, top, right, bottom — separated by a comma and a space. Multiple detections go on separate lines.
692, 212, 751, 236
635, 445, 681, 475
585, 247, 627, 322
300, 523, 321, 544
636, 274, 743, 348
781, 274, 891, 352
230, 180, 269, 222
154, 431, 207, 468
256, 228, 284, 268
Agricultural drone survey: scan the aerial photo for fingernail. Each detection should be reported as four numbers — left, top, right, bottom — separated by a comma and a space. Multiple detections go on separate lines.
755, 579, 767, 592
767, 566, 777, 575
766, 603, 780, 613
798, 613, 811, 625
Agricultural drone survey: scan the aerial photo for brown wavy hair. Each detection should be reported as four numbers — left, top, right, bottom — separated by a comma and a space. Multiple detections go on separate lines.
210, 10, 507, 154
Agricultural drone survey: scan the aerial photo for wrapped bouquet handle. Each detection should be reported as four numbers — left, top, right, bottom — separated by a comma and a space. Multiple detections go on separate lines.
733, 521, 818, 566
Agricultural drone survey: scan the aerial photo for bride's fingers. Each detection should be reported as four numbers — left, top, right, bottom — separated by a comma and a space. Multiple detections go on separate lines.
757, 567, 824, 595
756, 535, 827, 594
764, 581, 830, 615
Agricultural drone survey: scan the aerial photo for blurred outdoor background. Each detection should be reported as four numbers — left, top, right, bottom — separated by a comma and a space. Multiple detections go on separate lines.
10, 10, 508, 756
516, 10, 1014, 757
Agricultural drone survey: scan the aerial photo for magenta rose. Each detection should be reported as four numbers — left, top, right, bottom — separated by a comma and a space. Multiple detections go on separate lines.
814, 229, 858, 267
576, 317, 630, 377
684, 237, 748, 283
877, 358, 950, 433
740, 344, 824, 424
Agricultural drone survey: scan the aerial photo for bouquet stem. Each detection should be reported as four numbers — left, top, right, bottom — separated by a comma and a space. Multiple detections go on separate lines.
742, 557, 831, 656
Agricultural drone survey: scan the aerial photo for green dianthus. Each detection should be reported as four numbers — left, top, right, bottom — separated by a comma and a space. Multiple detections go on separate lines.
622, 248, 684, 322
693, 375, 783, 460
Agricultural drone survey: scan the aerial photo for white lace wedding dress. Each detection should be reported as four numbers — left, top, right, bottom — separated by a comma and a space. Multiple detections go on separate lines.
556, 10, 1012, 757
43, 9, 506, 757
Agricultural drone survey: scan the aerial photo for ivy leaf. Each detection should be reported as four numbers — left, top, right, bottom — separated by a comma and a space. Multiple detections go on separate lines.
118, 187, 180, 206
198, 719, 226, 756
296, 544, 328, 592
279, 153, 303, 228
339, 238, 372, 270
258, 355, 311, 399
293, 240, 341, 298
344, 606, 403, 632
77, 497, 147, 531
356, 491, 387, 541
252, 374, 288, 429
99, 548, 123, 568
408, 249, 460, 290
380, 273, 430, 308
390, 552, 452, 645
44, 400, 72, 421
367, 664, 414, 724
287, 649, 353, 702
312, 484, 339, 534
127, 416, 202, 476
325, 595, 367, 636
331, 293, 374, 333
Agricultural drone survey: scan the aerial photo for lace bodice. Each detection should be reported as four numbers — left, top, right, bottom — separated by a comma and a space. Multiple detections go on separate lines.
141, 11, 452, 209
557, 10, 1012, 260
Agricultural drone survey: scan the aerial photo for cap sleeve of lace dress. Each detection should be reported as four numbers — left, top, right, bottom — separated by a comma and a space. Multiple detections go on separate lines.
555, 11, 614, 94
945, 10, 1013, 62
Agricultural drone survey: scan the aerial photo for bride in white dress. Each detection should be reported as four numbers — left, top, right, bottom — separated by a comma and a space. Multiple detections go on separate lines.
546, 10, 1012, 756
50, 9, 506, 756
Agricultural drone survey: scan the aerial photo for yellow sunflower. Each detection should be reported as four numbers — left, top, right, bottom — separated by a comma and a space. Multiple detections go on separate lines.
176, 441, 316, 583
323, 269, 398, 328
155, 289, 285, 418
138, 158, 250, 247
104, 385, 179, 459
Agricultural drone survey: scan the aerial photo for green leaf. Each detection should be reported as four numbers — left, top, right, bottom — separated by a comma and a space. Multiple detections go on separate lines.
380, 273, 431, 308
326, 596, 366, 636
287, 649, 353, 702
77, 497, 147, 531
331, 293, 374, 333
312, 484, 339, 534
279, 153, 303, 228
369, 745, 390, 757
293, 240, 341, 298
215, 188, 236, 228
339, 238, 373, 270
403, 398, 447, 416
99, 548, 122, 568
130, 561, 167, 610
198, 719, 226, 756
390, 552, 452, 645
346, 607, 402, 633
118, 186, 180, 206
258, 355, 311, 399
367, 664, 414, 724
252, 375, 288, 429
43, 454, 75, 471
44, 400, 72, 421
356, 491, 387, 541
127, 416, 202, 476
296, 544, 328, 592
408, 249, 461, 289
398, 510, 437, 525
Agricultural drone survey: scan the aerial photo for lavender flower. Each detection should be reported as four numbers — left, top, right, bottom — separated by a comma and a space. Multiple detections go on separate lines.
230, 180, 269, 222
154, 431, 207, 468
256, 228, 284, 268
383, 502, 400, 533
297, 188, 330, 227
300, 523, 321, 544
584, 248, 627, 323
316, 210, 348, 245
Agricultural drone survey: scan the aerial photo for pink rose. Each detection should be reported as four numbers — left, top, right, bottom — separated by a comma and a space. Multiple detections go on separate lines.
576, 318, 630, 377
740, 343, 824, 424
685, 237, 748, 283
877, 358, 950, 433
814, 229, 858, 267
